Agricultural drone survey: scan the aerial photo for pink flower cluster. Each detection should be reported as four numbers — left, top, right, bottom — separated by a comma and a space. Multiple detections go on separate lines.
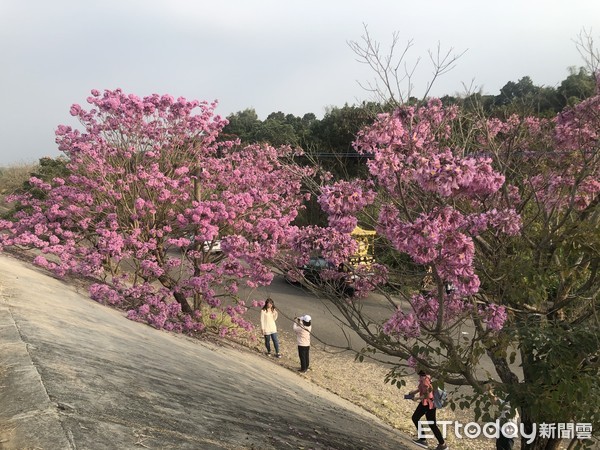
383, 308, 421, 339
320, 99, 528, 338
91, 281, 206, 333
378, 205, 486, 295
468, 209, 522, 236
349, 263, 389, 298
356, 105, 505, 200
480, 304, 508, 332
318, 180, 376, 233
384, 291, 471, 340
287, 225, 358, 267
480, 80, 600, 215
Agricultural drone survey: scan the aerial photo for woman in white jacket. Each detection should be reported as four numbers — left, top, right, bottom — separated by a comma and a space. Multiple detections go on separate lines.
293, 315, 312, 372
260, 298, 281, 358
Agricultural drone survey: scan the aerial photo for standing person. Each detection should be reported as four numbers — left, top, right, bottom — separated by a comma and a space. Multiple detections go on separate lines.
260, 298, 281, 358
489, 387, 519, 450
407, 370, 447, 450
293, 315, 312, 372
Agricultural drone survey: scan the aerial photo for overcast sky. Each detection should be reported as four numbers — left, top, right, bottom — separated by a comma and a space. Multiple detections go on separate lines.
1, 0, 599, 166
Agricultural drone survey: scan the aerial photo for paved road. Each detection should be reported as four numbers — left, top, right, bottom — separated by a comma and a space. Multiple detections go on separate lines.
242, 275, 393, 353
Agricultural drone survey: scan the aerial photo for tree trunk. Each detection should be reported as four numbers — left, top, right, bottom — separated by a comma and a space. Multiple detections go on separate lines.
158, 274, 193, 314
173, 291, 193, 314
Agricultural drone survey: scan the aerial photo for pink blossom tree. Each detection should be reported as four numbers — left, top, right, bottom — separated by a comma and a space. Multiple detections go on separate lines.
0, 89, 311, 335
284, 82, 600, 449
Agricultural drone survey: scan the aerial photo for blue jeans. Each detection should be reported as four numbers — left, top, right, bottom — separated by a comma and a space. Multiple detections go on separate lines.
264, 333, 280, 354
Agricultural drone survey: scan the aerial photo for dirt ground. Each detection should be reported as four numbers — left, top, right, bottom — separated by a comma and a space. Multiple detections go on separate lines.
234, 328, 501, 450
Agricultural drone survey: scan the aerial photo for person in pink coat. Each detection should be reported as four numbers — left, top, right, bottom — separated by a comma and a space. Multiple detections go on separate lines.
408, 369, 447, 450
293, 314, 312, 372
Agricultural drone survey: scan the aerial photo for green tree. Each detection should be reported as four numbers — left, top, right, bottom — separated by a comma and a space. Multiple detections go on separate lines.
223, 109, 316, 149
22, 156, 70, 199
254, 111, 300, 147
309, 103, 379, 179
496, 76, 538, 105
558, 66, 597, 106
222, 108, 261, 142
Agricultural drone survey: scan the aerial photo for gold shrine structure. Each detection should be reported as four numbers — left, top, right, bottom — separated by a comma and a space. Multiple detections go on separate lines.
348, 226, 376, 269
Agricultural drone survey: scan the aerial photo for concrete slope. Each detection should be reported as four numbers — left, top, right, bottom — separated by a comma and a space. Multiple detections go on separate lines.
0, 254, 410, 450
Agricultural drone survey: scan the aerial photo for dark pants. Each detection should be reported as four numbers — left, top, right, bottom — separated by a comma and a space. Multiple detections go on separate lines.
298, 345, 310, 370
412, 402, 444, 445
496, 434, 514, 450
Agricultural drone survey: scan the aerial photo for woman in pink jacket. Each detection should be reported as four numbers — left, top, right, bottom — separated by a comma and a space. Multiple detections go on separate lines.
293, 315, 312, 372
408, 370, 447, 450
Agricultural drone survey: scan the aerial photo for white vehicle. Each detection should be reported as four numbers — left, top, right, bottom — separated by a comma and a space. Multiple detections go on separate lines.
186, 235, 222, 253
201, 240, 222, 253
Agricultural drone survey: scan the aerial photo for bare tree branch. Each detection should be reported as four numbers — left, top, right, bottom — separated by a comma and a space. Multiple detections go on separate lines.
348, 23, 467, 108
